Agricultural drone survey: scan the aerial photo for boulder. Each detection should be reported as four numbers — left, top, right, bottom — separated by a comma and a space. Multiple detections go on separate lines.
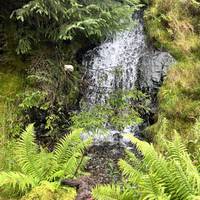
136, 49, 175, 92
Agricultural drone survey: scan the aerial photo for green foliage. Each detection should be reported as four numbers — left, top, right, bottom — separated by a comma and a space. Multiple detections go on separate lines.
16, 37, 32, 55
71, 89, 150, 132
92, 184, 135, 200
144, 0, 200, 59
108, 90, 150, 130
20, 181, 76, 200
11, 0, 143, 54
144, 0, 200, 145
0, 136, 16, 172
27, 55, 80, 106
0, 124, 91, 199
71, 104, 109, 132
0, 64, 25, 136
148, 59, 200, 147
18, 55, 81, 139
18, 90, 48, 110
92, 134, 200, 200
0, 66, 26, 171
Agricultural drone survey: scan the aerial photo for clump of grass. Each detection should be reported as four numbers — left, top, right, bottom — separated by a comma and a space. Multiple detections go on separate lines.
157, 61, 200, 135
145, 0, 200, 59
0, 64, 25, 170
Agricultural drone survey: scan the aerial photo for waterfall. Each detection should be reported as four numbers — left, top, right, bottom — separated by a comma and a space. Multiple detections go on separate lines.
83, 16, 146, 105
82, 13, 174, 144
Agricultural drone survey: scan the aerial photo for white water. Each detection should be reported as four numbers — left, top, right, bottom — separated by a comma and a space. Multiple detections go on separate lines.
81, 17, 146, 144
83, 17, 146, 105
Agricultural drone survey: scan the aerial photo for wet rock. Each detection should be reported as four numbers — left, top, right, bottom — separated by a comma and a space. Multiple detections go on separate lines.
136, 49, 175, 93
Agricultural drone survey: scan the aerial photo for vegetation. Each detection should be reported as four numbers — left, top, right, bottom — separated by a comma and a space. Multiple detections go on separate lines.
71, 89, 150, 132
145, 0, 200, 58
1, 0, 200, 199
10, 0, 142, 54
0, 125, 91, 199
144, 0, 200, 146
0, 0, 143, 141
92, 133, 200, 199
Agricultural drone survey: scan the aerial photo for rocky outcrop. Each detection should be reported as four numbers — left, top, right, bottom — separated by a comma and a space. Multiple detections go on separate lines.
134, 49, 175, 139
136, 49, 175, 93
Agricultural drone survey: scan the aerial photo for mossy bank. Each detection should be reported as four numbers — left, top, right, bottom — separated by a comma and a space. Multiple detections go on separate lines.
144, 0, 200, 150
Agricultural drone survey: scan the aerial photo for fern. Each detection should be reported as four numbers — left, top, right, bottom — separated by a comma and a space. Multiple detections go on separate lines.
10, 0, 143, 53
16, 37, 32, 54
53, 129, 82, 164
50, 127, 92, 180
139, 173, 170, 200
92, 133, 200, 200
92, 184, 135, 200
0, 172, 36, 195
16, 124, 42, 179
119, 159, 142, 183
0, 125, 91, 198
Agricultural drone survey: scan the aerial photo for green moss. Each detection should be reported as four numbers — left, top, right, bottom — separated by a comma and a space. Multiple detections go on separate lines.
145, 0, 200, 60
0, 58, 26, 127
0, 62, 27, 170
21, 183, 77, 200
145, 0, 200, 148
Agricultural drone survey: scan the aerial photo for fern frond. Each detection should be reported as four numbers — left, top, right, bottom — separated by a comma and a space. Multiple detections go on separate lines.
0, 171, 37, 195
139, 173, 170, 200
53, 129, 82, 164
166, 133, 200, 194
124, 134, 179, 197
59, 139, 92, 178
124, 134, 156, 158
166, 131, 187, 162
36, 149, 56, 180
51, 129, 92, 179
16, 124, 43, 180
54, 129, 91, 163
124, 149, 143, 171
169, 161, 194, 199
118, 159, 142, 183
92, 184, 135, 200
125, 149, 138, 163
92, 132, 200, 200
16, 37, 32, 54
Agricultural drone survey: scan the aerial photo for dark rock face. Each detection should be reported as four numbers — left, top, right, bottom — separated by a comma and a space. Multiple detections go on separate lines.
134, 50, 175, 141
136, 49, 175, 93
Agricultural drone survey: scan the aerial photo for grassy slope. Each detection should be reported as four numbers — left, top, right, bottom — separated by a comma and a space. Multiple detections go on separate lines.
0, 17, 28, 169
144, 0, 200, 145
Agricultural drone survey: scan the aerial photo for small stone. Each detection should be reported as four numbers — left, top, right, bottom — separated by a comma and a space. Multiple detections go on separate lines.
64, 64, 74, 72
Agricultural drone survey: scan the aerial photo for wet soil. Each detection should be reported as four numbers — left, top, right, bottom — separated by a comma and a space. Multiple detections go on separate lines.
86, 143, 125, 184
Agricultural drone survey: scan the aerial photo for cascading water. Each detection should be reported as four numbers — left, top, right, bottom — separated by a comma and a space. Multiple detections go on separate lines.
82, 13, 174, 144
83, 16, 146, 105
